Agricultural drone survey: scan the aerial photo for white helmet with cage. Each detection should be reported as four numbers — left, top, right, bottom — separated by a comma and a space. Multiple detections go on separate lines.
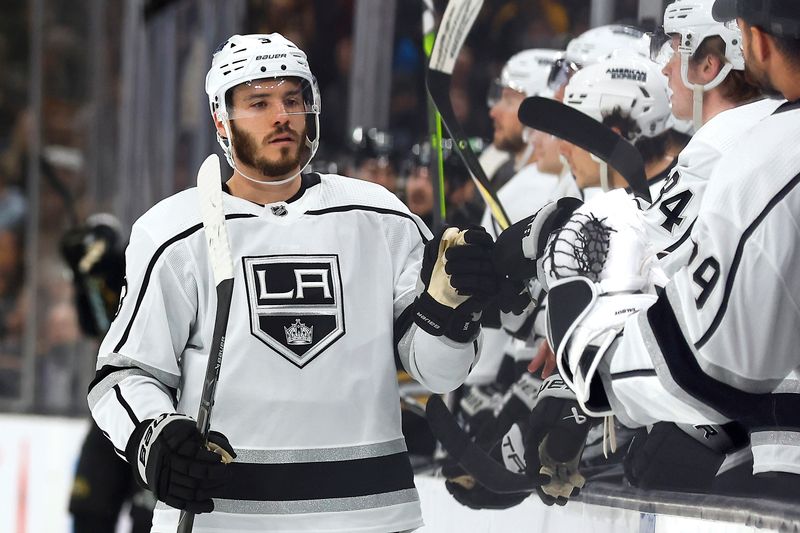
563, 52, 673, 142
651, 0, 744, 128
548, 25, 651, 92
205, 33, 321, 181
488, 48, 564, 106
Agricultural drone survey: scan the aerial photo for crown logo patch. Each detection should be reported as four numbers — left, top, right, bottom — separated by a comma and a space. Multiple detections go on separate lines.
285, 319, 313, 345
244, 255, 345, 369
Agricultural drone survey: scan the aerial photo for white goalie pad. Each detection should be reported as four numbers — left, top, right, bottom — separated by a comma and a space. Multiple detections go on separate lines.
547, 277, 657, 417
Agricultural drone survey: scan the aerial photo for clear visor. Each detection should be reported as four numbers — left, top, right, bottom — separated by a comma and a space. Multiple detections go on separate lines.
225, 77, 317, 133
486, 79, 525, 109
487, 78, 502, 108
648, 29, 675, 66
547, 58, 580, 92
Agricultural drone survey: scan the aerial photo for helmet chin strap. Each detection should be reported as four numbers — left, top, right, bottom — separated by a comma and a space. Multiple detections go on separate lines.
679, 52, 734, 130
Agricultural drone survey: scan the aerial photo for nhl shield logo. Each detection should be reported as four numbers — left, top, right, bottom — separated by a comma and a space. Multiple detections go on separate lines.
243, 255, 345, 368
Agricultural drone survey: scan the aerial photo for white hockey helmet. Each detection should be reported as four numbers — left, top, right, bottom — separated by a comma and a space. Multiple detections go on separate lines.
488, 48, 564, 106
548, 25, 651, 91
205, 33, 321, 173
651, 0, 744, 127
563, 52, 673, 142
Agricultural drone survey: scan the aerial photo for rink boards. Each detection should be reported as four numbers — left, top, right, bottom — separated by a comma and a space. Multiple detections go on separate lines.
0, 414, 792, 533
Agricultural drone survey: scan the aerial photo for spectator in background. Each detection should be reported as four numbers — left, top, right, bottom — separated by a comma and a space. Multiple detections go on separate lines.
320, 36, 353, 156
350, 127, 399, 195
403, 158, 435, 230
0, 166, 25, 231
0, 228, 24, 399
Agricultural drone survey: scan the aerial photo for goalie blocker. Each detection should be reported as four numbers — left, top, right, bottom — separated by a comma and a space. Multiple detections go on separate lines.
542, 190, 661, 416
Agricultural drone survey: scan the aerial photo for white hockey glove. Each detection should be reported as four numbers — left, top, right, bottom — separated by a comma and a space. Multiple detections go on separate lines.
125, 413, 236, 513
414, 226, 497, 343
542, 190, 663, 415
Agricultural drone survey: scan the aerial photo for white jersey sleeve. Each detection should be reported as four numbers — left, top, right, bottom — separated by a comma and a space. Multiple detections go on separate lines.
598, 101, 800, 474
390, 193, 483, 393
644, 98, 782, 277
88, 197, 204, 456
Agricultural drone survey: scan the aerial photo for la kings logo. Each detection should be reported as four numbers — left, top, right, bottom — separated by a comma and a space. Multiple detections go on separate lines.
243, 255, 345, 368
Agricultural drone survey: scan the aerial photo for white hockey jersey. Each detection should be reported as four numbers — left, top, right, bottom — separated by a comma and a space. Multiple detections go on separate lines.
88, 173, 481, 532
643, 98, 781, 276
470, 164, 579, 385
598, 100, 800, 475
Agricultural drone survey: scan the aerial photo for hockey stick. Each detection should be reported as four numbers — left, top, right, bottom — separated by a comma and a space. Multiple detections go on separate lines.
421, 0, 446, 230
426, 395, 538, 493
426, 0, 512, 230
177, 154, 235, 533
518, 96, 652, 203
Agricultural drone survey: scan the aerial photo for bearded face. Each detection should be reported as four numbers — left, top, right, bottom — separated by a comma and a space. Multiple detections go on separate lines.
230, 119, 308, 178
741, 22, 784, 98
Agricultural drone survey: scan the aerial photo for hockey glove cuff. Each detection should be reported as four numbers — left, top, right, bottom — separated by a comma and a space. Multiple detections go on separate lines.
125, 413, 236, 514
524, 375, 596, 506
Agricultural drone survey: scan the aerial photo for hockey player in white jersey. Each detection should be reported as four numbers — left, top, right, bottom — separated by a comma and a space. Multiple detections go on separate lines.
87, 33, 517, 533
442, 52, 681, 509
468, 49, 571, 387
495, 0, 800, 503
482, 49, 576, 239
558, 52, 677, 200
645, 0, 777, 276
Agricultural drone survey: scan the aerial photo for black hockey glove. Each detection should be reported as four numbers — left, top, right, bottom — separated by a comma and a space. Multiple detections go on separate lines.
125, 413, 236, 513
524, 375, 595, 506
493, 197, 583, 283
495, 276, 533, 316
443, 374, 542, 510
624, 421, 745, 493
414, 226, 497, 343
443, 423, 531, 510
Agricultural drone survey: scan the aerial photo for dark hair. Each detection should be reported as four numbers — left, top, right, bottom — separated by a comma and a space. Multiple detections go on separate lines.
691, 36, 762, 103
602, 107, 670, 166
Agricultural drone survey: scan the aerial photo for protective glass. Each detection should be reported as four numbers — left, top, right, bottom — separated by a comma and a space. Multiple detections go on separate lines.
547, 58, 580, 92
226, 77, 316, 134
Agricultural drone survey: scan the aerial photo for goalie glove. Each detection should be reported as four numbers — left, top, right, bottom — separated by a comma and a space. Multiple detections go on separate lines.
414, 226, 497, 343
543, 190, 662, 415
524, 375, 597, 506
125, 413, 236, 513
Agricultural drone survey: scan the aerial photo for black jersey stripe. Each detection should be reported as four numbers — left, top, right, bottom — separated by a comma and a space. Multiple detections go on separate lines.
648, 292, 800, 430
657, 219, 696, 259
610, 369, 657, 380
113, 384, 140, 426
218, 452, 415, 501
88, 365, 136, 394
305, 205, 429, 243
99, 428, 128, 458
695, 170, 800, 349
113, 213, 256, 353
